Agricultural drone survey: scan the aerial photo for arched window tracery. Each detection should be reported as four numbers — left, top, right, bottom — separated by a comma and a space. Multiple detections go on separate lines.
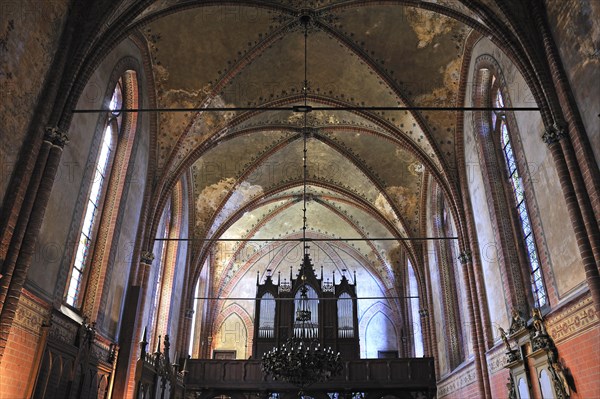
472, 58, 550, 318
66, 80, 123, 307
492, 87, 547, 308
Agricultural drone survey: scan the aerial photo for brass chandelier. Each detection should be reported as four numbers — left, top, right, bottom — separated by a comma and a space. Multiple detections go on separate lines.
261, 284, 343, 387
260, 12, 343, 389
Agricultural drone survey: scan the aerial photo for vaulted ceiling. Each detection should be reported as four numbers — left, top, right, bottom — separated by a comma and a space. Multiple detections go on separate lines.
108, 1, 485, 289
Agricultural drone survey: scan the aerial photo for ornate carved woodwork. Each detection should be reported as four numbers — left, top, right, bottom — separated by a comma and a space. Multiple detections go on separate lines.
134, 331, 187, 399
31, 310, 116, 399
186, 358, 436, 398
502, 308, 575, 399
253, 254, 359, 361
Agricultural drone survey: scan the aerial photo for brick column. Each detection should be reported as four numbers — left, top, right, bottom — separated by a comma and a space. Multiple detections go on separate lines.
421, 248, 438, 377
460, 188, 493, 349
0, 128, 68, 361
121, 251, 155, 399
418, 308, 431, 357
459, 251, 492, 399
543, 127, 600, 314
0, 130, 53, 316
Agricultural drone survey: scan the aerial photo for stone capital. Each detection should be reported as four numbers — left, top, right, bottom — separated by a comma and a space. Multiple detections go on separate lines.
44, 126, 69, 148
458, 252, 472, 264
140, 251, 155, 264
541, 121, 568, 145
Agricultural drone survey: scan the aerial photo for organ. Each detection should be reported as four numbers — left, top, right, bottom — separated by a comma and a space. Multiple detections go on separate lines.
252, 253, 360, 360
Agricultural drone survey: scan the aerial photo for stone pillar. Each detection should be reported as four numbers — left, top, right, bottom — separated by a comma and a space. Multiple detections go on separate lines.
0, 128, 68, 361
543, 126, 600, 314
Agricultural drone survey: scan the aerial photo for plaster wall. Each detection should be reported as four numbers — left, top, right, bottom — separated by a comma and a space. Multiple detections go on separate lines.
0, 0, 69, 209
364, 310, 397, 359
213, 313, 248, 359
546, 0, 600, 166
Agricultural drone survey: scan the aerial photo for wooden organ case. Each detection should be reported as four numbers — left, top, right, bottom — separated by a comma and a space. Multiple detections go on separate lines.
253, 253, 360, 360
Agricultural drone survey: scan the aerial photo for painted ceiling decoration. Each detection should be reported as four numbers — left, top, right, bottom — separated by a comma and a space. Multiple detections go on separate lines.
78, 1, 506, 295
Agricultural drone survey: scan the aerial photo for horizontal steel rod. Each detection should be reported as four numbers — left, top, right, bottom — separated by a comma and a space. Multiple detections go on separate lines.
73, 106, 539, 113
155, 236, 457, 242
194, 296, 419, 301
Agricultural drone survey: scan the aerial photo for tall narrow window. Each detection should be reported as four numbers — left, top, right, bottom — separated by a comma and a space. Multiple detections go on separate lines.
493, 87, 547, 308
66, 80, 122, 307
189, 278, 201, 355
407, 261, 423, 357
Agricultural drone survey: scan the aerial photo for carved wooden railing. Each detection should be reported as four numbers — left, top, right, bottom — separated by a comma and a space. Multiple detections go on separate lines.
134, 329, 187, 399
186, 357, 436, 398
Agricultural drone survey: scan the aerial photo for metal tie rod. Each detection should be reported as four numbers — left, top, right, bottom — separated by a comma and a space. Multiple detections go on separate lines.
73, 105, 539, 113
155, 236, 458, 242
194, 296, 419, 301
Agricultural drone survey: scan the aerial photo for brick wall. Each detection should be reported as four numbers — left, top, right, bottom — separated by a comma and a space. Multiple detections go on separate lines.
488, 367, 510, 398
554, 327, 600, 398
0, 327, 39, 398
440, 379, 481, 399
0, 291, 49, 399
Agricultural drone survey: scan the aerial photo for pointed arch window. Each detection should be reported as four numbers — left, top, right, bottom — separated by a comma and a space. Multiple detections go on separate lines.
492, 86, 547, 308
66, 80, 123, 307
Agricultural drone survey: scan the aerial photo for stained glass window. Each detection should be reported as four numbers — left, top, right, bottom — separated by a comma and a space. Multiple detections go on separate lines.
66, 80, 122, 307
493, 87, 547, 308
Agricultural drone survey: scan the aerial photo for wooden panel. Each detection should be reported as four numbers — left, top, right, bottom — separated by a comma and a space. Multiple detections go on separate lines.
185, 358, 436, 397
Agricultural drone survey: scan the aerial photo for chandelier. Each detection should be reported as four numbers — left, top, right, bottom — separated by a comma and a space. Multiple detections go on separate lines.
260, 12, 343, 389
261, 287, 343, 387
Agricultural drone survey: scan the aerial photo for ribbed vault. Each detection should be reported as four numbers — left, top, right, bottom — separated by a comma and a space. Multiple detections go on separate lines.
70, 1, 495, 305
126, 2, 479, 293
